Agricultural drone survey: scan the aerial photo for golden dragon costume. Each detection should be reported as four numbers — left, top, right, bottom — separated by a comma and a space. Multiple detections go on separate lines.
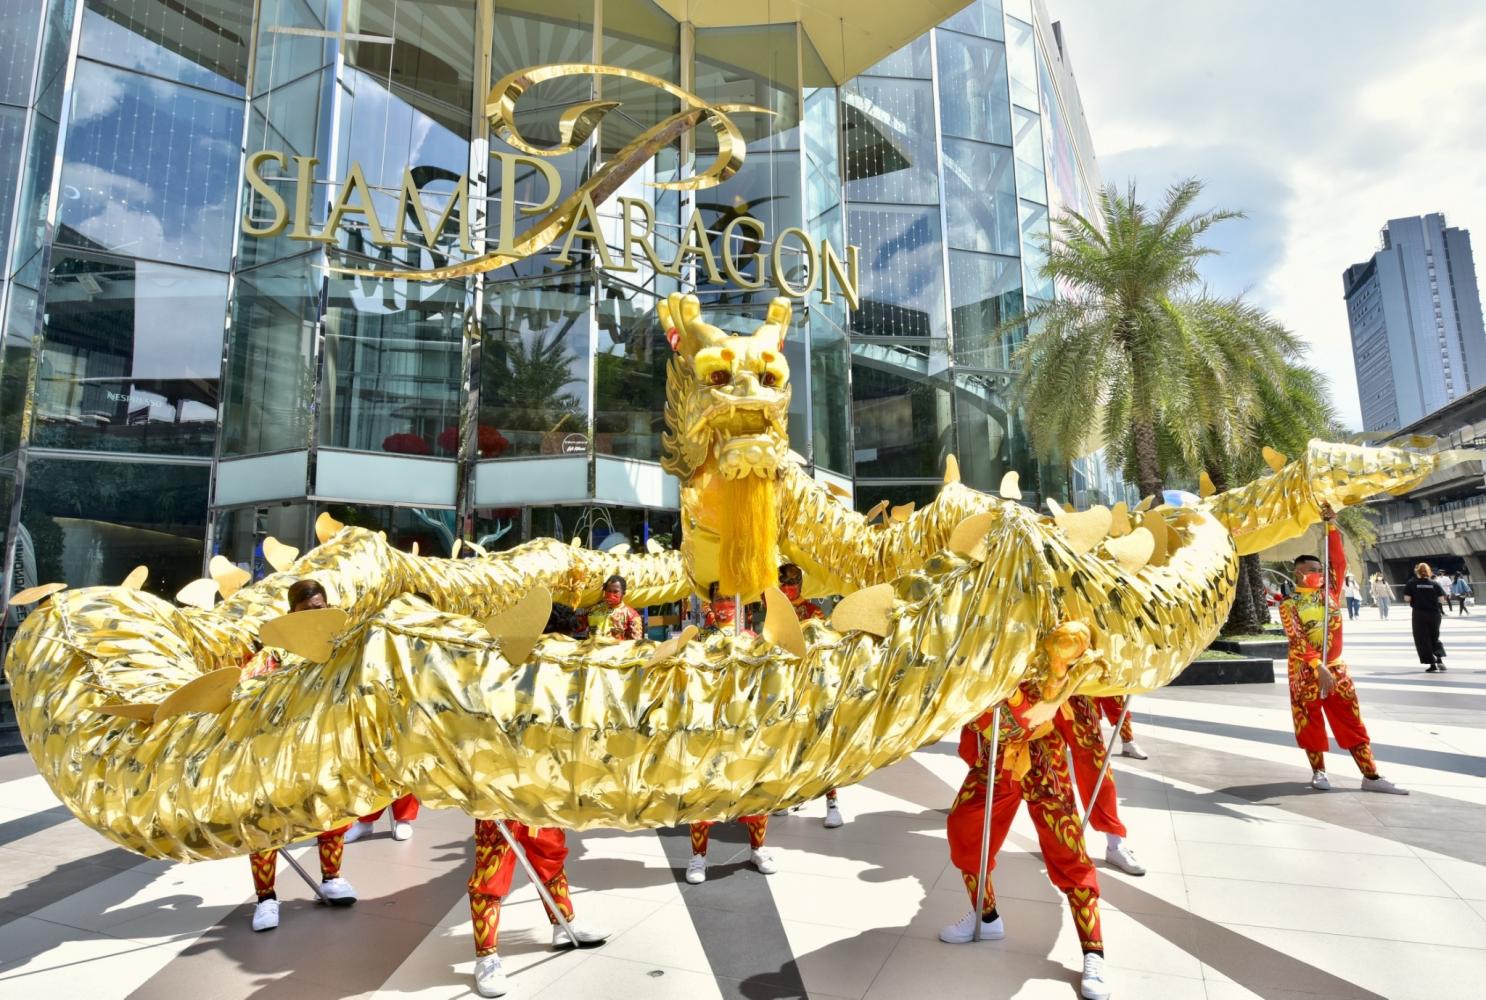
4, 293, 1472, 862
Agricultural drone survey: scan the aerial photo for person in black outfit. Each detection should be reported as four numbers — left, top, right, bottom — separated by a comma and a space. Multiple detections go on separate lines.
1402, 562, 1447, 673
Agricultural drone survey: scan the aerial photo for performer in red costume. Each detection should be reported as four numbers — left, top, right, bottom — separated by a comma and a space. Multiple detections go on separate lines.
247, 579, 358, 932
344, 793, 420, 843
1277, 504, 1407, 794
942, 679, 1112, 1000
1094, 695, 1147, 759
684, 585, 776, 884
470, 602, 610, 998
1054, 696, 1145, 876
588, 574, 643, 639
777, 562, 844, 829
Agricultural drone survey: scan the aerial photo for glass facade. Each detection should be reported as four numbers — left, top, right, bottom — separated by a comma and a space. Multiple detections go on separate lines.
0, 0, 1105, 639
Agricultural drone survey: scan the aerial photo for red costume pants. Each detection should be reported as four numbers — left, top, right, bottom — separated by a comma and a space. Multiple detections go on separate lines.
1287, 659, 1377, 777
1054, 696, 1126, 838
947, 732, 1103, 953
250, 825, 351, 899
1096, 696, 1134, 742
360, 794, 420, 824
468, 820, 574, 957
689, 816, 768, 855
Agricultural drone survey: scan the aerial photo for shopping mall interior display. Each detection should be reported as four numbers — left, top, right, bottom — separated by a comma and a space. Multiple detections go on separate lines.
4, 294, 1471, 862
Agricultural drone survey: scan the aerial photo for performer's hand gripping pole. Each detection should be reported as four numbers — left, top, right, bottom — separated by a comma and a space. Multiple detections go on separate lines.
496, 821, 582, 948
972, 708, 1000, 942
282, 850, 328, 902
1079, 696, 1133, 836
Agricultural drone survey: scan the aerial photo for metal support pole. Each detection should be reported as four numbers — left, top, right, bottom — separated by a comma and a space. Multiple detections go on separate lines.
971, 707, 1000, 942
282, 849, 328, 902
1079, 696, 1132, 836
734, 593, 743, 637
1321, 529, 1331, 670
495, 821, 582, 947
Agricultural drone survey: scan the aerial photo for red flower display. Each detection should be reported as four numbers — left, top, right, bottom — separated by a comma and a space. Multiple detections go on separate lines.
382, 432, 432, 455
438, 425, 510, 458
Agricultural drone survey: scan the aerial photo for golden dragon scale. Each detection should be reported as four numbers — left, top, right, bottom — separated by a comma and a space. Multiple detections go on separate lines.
3, 438, 1457, 863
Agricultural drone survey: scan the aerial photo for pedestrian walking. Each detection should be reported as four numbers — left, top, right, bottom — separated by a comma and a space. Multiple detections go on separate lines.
1451, 573, 1471, 616
1369, 573, 1391, 620
1343, 574, 1362, 621
1402, 563, 1447, 673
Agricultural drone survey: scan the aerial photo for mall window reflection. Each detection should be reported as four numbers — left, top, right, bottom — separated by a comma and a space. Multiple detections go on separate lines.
935, 29, 1011, 145
954, 370, 1032, 494
850, 339, 953, 479
848, 204, 947, 339
594, 281, 665, 462
481, 274, 591, 458
810, 312, 851, 475
79, 0, 250, 96
943, 139, 1018, 256
213, 502, 312, 579
35, 252, 226, 455
220, 256, 321, 456
949, 250, 1023, 370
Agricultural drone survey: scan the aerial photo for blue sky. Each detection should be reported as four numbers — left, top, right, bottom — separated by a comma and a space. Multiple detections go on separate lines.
1050, 0, 1486, 429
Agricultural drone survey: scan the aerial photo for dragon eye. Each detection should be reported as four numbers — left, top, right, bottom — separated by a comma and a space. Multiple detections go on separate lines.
709, 370, 731, 386
761, 372, 778, 387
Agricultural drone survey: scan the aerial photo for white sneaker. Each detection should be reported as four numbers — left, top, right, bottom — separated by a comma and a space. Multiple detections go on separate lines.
1104, 842, 1146, 876
1310, 770, 1331, 791
342, 820, 375, 844
937, 909, 1005, 943
1081, 951, 1112, 999
251, 897, 279, 932
685, 853, 707, 884
552, 919, 611, 949
751, 847, 778, 875
1119, 741, 1148, 760
392, 821, 413, 841
474, 954, 508, 998
823, 801, 844, 829
319, 876, 358, 906
1361, 776, 1409, 795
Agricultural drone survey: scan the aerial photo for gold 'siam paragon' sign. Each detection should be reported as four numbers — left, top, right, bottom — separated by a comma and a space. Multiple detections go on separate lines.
243, 63, 859, 307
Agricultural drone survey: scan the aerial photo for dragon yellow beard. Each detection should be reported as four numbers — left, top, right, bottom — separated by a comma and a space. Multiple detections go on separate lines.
4, 290, 1478, 861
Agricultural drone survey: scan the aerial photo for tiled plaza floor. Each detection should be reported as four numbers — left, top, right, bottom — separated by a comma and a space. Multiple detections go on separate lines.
1, 612, 1483, 999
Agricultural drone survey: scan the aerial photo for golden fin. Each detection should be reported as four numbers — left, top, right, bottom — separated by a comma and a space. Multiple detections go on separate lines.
824, 480, 851, 500
646, 537, 664, 554
1135, 495, 1156, 512
944, 454, 960, 485
645, 624, 698, 666
862, 499, 889, 525
121, 566, 148, 590
1262, 447, 1288, 473
830, 584, 895, 637
466, 540, 488, 557
1046, 497, 1064, 517
94, 703, 157, 723
259, 607, 350, 662
947, 512, 996, 562
1199, 471, 1217, 498
608, 542, 632, 555
1141, 511, 1171, 567
890, 501, 916, 522
175, 578, 219, 610
410, 540, 420, 557
569, 536, 582, 548
154, 667, 241, 722
11, 582, 65, 605
1109, 502, 1132, 537
484, 586, 553, 664
1104, 527, 1156, 573
999, 471, 1022, 500
263, 536, 299, 573
451, 539, 464, 558
761, 587, 807, 658
1055, 506, 1113, 555
209, 556, 251, 600
314, 512, 344, 544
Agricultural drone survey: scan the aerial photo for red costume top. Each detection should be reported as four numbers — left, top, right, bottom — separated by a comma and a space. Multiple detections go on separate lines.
793, 599, 823, 622
1278, 524, 1345, 696
590, 603, 643, 640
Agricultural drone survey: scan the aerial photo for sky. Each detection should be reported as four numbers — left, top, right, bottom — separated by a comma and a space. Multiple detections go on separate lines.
1048, 0, 1486, 429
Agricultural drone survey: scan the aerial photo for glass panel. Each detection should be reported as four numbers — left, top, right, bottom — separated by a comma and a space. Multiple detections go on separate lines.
850, 339, 953, 479
847, 203, 947, 339
481, 274, 590, 458
0, 0, 43, 106
843, 76, 939, 205
1020, 201, 1053, 300
80, 0, 252, 96
318, 274, 464, 453
593, 281, 663, 462
344, 0, 474, 139
220, 256, 320, 456
694, 25, 799, 145
600, 0, 679, 155
943, 139, 1017, 254
1006, 16, 1038, 110
851, 481, 940, 514
1012, 105, 1046, 205
935, 30, 1010, 144
0, 268, 41, 464
254, 0, 332, 96
58, 60, 245, 269
318, 500, 454, 554
949, 250, 1022, 370
0, 106, 25, 274
240, 67, 331, 269
20, 458, 208, 593
34, 251, 226, 455
860, 34, 930, 79
810, 311, 851, 474
212, 502, 312, 580
954, 370, 1033, 493
10, 111, 57, 273
942, 0, 1004, 41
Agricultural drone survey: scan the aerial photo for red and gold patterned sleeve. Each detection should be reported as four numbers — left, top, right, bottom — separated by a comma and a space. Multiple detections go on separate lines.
1278, 599, 1317, 664
1326, 523, 1346, 599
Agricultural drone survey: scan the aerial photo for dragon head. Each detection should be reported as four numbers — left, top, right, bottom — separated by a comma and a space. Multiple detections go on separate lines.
659, 293, 793, 482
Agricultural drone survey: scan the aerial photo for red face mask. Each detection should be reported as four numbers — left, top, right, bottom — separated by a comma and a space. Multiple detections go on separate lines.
604, 591, 623, 607
780, 583, 801, 603
1298, 572, 1325, 590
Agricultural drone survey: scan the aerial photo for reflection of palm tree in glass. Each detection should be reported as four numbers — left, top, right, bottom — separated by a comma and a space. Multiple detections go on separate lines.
482, 324, 583, 453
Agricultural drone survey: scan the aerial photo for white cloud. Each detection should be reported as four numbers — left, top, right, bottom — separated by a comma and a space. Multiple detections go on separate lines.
1050, 0, 1486, 429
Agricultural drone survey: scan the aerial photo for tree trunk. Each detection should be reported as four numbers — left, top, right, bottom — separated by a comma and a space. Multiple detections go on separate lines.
1246, 553, 1271, 627
1131, 420, 1163, 499
1222, 554, 1268, 636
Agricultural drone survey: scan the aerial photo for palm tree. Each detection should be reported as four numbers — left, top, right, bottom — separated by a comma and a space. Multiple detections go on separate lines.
1015, 180, 1301, 498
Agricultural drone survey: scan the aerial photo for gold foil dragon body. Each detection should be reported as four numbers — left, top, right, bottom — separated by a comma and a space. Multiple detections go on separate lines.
5, 293, 1470, 862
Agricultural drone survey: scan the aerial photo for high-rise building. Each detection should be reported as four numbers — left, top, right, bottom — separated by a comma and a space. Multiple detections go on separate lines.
0, 0, 1102, 648
1344, 213, 1486, 432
